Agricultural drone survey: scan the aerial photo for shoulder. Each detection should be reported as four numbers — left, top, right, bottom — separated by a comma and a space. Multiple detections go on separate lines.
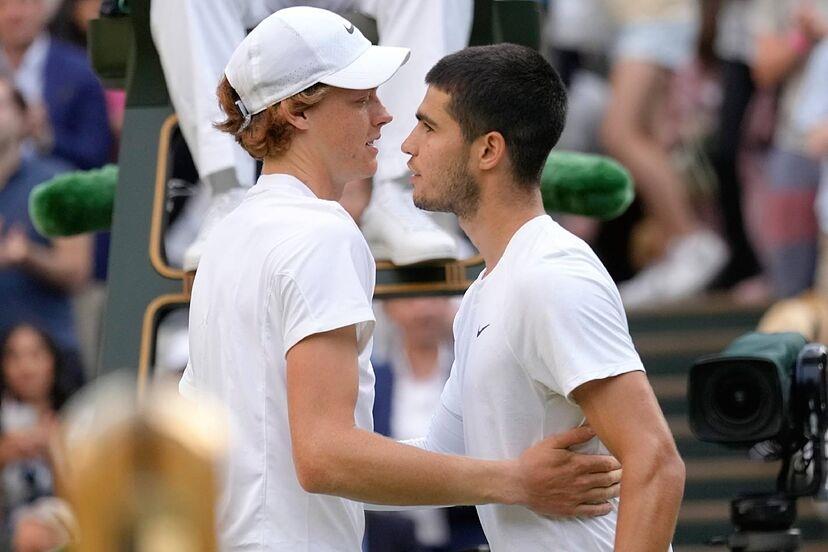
47, 39, 91, 67
299, 202, 368, 250
259, 200, 373, 277
46, 39, 99, 83
503, 240, 624, 338
511, 222, 615, 303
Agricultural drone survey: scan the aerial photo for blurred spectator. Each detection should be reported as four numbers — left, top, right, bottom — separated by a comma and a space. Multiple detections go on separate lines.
794, 39, 828, 293
543, 0, 612, 87
0, 0, 111, 169
0, 74, 89, 388
50, 0, 126, 140
0, 324, 80, 547
708, 0, 764, 290
543, 0, 611, 155
750, 0, 828, 297
47, 0, 117, 375
50, 0, 100, 48
601, 0, 729, 309
369, 297, 486, 552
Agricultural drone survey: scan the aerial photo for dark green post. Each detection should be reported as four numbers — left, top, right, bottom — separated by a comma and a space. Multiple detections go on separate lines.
94, 0, 181, 378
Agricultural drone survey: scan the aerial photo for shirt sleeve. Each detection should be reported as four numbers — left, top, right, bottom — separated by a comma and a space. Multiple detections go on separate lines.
418, 398, 466, 456
508, 261, 644, 402
271, 222, 376, 356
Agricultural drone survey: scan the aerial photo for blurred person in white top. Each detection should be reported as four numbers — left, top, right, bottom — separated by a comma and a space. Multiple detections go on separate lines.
601, 0, 729, 308
183, 7, 624, 551
403, 43, 684, 551
150, 0, 468, 272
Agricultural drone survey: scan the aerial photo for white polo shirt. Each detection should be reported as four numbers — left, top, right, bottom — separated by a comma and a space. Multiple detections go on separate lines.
441, 215, 647, 551
182, 173, 376, 551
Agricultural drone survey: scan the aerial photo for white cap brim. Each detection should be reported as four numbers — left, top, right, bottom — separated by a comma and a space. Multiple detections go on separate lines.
319, 45, 411, 90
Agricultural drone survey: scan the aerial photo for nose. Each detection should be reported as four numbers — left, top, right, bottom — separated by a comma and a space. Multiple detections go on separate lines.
401, 127, 416, 156
372, 96, 392, 129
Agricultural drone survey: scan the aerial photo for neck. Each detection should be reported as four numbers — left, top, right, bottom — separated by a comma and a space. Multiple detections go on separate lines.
262, 139, 345, 201
403, 339, 441, 381
0, 145, 22, 189
459, 179, 544, 274
34, 399, 52, 416
3, 39, 35, 70
262, 154, 344, 201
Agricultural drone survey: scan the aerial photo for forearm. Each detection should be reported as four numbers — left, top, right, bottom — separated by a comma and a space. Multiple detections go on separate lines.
297, 426, 519, 507
21, 240, 90, 292
753, 36, 807, 88
614, 456, 685, 552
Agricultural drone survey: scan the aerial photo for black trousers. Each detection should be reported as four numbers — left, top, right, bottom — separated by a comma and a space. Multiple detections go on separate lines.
710, 59, 762, 287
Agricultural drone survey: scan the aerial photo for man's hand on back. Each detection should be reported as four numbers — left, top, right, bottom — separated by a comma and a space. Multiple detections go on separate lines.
513, 425, 621, 517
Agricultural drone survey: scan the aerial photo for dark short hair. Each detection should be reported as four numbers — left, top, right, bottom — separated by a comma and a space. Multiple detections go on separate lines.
425, 43, 567, 185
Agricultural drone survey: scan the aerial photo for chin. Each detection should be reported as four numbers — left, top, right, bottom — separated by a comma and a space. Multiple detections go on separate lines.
361, 161, 378, 180
412, 191, 432, 211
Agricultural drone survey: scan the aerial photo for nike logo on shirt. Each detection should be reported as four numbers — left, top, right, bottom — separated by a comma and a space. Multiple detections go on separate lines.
477, 324, 491, 337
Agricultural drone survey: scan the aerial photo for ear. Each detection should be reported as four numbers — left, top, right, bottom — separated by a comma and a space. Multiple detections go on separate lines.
278, 100, 311, 131
475, 131, 507, 173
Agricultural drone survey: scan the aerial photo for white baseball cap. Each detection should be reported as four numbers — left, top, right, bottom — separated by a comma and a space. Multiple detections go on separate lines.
225, 6, 410, 117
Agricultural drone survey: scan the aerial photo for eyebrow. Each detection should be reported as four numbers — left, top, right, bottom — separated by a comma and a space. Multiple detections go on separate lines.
415, 111, 439, 129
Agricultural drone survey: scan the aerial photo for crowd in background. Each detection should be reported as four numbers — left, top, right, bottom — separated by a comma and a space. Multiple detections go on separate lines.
0, 0, 827, 550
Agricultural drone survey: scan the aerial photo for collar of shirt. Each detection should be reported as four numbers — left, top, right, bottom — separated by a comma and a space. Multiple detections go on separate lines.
249, 173, 319, 199
13, 33, 51, 103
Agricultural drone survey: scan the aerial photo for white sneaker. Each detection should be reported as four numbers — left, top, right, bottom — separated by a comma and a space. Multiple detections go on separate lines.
618, 230, 729, 310
361, 179, 459, 265
182, 187, 247, 272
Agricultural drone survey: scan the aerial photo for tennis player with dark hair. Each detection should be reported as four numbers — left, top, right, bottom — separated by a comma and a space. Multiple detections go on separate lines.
184, 8, 623, 551
403, 43, 685, 551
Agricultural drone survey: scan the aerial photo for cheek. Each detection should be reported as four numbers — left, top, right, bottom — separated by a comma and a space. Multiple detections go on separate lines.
3, 363, 25, 390
32, 355, 53, 383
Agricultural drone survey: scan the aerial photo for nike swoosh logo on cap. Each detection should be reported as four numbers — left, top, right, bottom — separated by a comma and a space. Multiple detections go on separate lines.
344, 22, 355, 34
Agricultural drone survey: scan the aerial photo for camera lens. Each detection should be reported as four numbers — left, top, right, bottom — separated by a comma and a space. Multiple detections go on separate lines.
701, 364, 779, 440
713, 376, 764, 424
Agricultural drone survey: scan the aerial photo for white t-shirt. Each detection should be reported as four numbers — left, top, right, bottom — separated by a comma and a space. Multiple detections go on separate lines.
441, 215, 646, 551
181, 174, 376, 551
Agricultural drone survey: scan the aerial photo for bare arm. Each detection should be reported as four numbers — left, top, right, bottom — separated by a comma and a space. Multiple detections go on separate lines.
287, 325, 621, 514
753, 33, 808, 88
573, 371, 685, 552
0, 219, 91, 292
753, 5, 828, 88
19, 235, 92, 292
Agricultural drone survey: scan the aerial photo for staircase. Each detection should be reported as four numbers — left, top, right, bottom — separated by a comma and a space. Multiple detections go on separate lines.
629, 297, 828, 551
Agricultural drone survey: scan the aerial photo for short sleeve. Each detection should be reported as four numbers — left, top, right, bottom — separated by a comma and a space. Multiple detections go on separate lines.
271, 222, 375, 355
508, 261, 644, 401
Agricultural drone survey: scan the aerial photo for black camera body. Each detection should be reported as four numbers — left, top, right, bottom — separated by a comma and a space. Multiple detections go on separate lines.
689, 332, 828, 497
